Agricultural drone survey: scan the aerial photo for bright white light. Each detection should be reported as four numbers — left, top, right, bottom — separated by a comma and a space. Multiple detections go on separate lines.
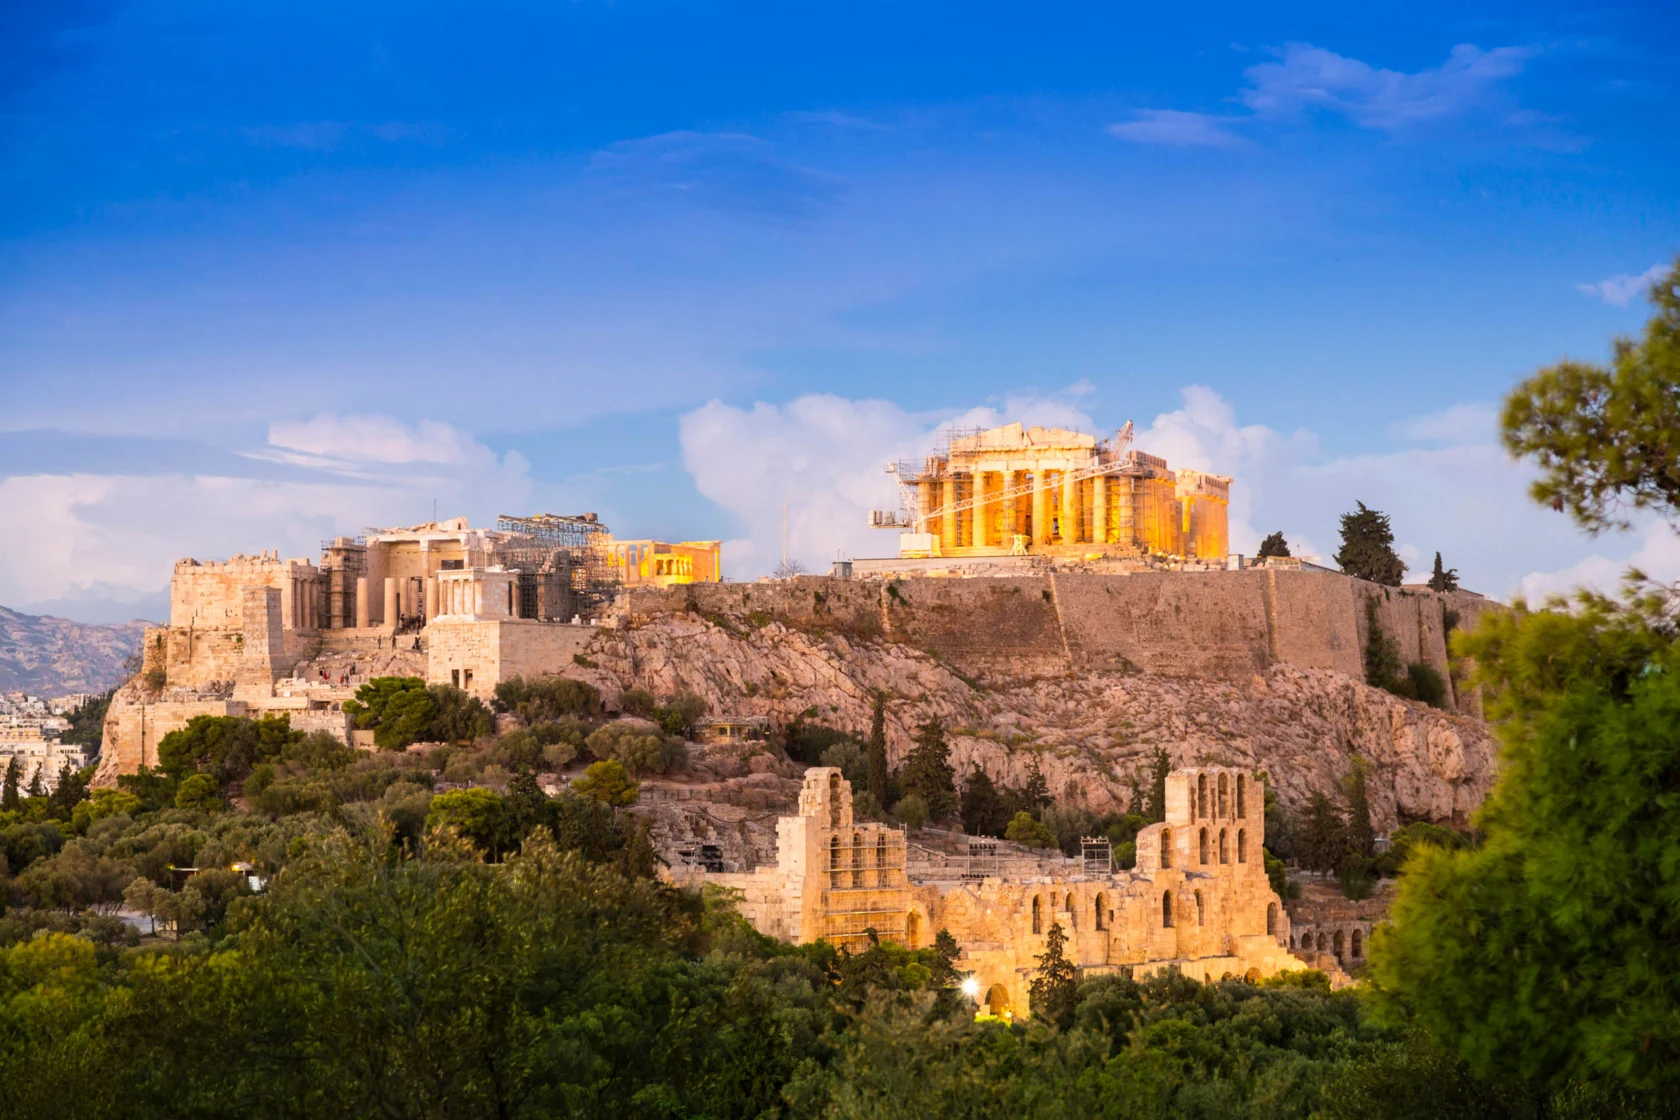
961, 977, 981, 998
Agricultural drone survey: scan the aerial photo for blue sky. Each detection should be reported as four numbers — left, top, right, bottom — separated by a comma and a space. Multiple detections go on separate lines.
3, 1, 1679, 621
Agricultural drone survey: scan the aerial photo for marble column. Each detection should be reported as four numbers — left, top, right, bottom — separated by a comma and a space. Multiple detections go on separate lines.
1094, 474, 1110, 546
917, 479, 935, 536
425, 574, 437, 621
355, 576, 370, 629
1032, 472, 1050, 546
383, 577, 398, 628
940, 475, 957, 553
1062, 468, 1079, 544
1003, 473, 1018, 547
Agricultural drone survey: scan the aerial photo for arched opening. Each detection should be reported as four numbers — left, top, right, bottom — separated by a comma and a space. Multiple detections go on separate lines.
1244, 967, 1261, 983
1197, 774, 1208, 818
829, 836, 840, 881
876, 834, 888, 886
906, 910, 922, 949
1333, 930, 1344, 959
1351, 929, 1363, 959
1162, 891, 1174, 928
1316, 932, 1326, 952
851, 831, 864, 887
828, 774, 842, 827
1199, 827, 1209, 865
1194, 890, 1204, 926
984, 984, 1013, 1019
1160, 829, 1173, 869
1094, 892, 1108, 931
1219, 829, 1229, 864
1237, 775, 1247, 819
1065, 892, 1075, 930
1237, 829, 1247, 864
1218, 774, 1229, 818
1266, 902, 1278, 936
1032, 895, 1043, 935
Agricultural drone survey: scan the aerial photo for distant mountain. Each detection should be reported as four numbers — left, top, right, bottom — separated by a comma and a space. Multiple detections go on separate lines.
0, 606, 153, 696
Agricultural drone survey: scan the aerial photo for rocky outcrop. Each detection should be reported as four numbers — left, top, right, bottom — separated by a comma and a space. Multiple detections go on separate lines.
567, 611, 1497, 829
0, 606, 151, 695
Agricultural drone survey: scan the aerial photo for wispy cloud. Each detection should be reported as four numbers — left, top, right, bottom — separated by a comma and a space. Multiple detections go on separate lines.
1240, 42, 1535, 130
1107, 110, 1244, 149
588, 130, 845, 218
1576, 264, 1666, 307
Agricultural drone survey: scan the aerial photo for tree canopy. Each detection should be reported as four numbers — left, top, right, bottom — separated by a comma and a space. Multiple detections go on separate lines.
1257, 531, 1292, 559
1335, 502, 1406, 585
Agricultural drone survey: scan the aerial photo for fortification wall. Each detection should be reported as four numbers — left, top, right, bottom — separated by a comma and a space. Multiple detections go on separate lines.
101, 695, 249, 775
426, 619, 597, 699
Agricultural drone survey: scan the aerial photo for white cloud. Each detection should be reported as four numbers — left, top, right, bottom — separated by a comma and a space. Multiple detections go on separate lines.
1389, 401, 1498, 445
1241, 42, 1534, 130
1519, 522, 1680, 603
0, 416, 532, 611
1576, 264, 1666, 307
1107, 110, 1244, 149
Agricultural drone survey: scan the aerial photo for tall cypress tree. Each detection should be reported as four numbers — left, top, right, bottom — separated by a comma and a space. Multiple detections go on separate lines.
1301, 790, 1350, 874
866, 691, 890, 808
1344, 757, 1375, 859
1428, 552, 1460, 592
900, 717, 957, 823
1141, 747, 1172, 823
1, 757, 19, 811
1028, 922, 1079, 1029
25, 764, 46, 800
1335, 502, 1406, 586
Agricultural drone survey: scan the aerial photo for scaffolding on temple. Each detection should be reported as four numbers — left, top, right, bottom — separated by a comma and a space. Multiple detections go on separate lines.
494, 513, 620, 619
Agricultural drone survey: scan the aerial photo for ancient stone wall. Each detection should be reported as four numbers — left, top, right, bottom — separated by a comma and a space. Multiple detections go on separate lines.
100, 693, 249, 776
425, 619, 597, 699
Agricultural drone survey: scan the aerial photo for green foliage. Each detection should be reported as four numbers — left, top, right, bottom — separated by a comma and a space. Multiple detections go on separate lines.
584, 719, 682, 775
572, 759, 639, 806
2, 757, 20, 812
1374, 822, 1471, 878
1371, 582, 1680, 1092
1028, 921, 1079, 1029
899, 717, 956, 823
1344, 757, 1374, 860
1500, 260, 1680, 533
616, 686, 657, 719
425, 787, 507, 856
1428, 552, 1460, 593
1264, 848, 1291, 899
1258, 530, 1291, 558
1337, 502, 1406, 585
1004, 809, 1057, 849
653, 691, 708, 739
172, 774, 221, 812
959, 765, 1010, 837
1300, 790, 1348, 876
1363, 598, 1405, 691
866, 691, 889, 808
156, 714, 302, 787
492, 674, 603, 721
1141, 746, 1172, 823
60, 690, 113, 751
783, 716, 857, 767
427, 685, 493, 744
819, 736, 869, 787
890, 792, 927, 829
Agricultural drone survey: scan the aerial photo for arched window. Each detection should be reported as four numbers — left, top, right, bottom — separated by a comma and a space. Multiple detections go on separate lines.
1219, 829, 1228, 864
829, 836, 840, 881
1266, 902, 1277, 936
1065, 892, 1076, 930
1197, 774, 1208, 818
1160, 829, 1172, 869
876, 834, 889, 887
1237, 829, 1247, 863
1194, 890, 1204, 926
1237, 775, 1247, 819
906, 910, 922, 949
1094, 893, 1108, 931
852, 832, 863, 887
1162, 891, 1174, 928
1218, 774, 1229, 818
828, 774, 842, 827
1316, 932, 1326, 952
1199, 827, 1209, 865
1351, 929, 1363, 958
1032, 895, 1043, 935
1333, 930, 1344, 959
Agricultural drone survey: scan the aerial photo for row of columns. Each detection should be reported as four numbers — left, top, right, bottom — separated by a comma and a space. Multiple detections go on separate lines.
919, 470, 1115, 550
286, 577, 319, 629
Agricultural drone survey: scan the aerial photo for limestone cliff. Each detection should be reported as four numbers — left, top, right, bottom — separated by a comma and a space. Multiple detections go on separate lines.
569, 611, 1497, 830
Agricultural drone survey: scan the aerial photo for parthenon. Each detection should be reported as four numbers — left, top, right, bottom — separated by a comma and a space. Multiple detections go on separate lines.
872, 422, 1230, 562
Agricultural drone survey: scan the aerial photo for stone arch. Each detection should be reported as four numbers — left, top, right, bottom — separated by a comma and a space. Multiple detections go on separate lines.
1316, 932, 1326, 952
829, 836, 840, 879
1333, 930, 1344, 959
906, 909, 922, 949
1351, 928, 1363, 959
852, 831, 864, 887
1162, 891, 1174, 928
1199, 827, 1209, 865
1219, 828, 1229, 864
985, 983, 1013, 1019
828, 773, 841, 827
1160, 829, 1172, 869
1237, 829, 1247, 864
1218, 773, 1229, 818
1237, 774, 1247, 819
1065, 892, 1076, 930
1266, 902, 1278, 936
1032, 895, 1043, 935
1197, 774, 1208, 818
1094, 892, 1108, 931
1244, 967, 1261, 983
1194, 889, 1204, 926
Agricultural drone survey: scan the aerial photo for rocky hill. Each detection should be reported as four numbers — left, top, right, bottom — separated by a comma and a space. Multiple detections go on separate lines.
568, 596, 1499, 830
0, 606, 150, 695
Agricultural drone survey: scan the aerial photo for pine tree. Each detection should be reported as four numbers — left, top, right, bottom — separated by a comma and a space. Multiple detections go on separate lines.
1140, 747, 1172, 823
1301, 790, 1349, 874
866, 691, 890, 808
1428, 552, 1460, 593
1335, 502, 1406, 586
26, 764, 46, 800
1344, 757, 1374, 859
1028, 922, 1079, 1029
960, 765, 1008, 837
1022, 757, 1050, 810
1, 757, 19, 811
900, 717, 957, 823
1257, 531, 1291, 559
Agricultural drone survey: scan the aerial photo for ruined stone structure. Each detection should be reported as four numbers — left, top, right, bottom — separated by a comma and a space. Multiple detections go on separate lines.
690, 767, 1306, 1017
873, 423, 1230, 563
608, 539, 723, 588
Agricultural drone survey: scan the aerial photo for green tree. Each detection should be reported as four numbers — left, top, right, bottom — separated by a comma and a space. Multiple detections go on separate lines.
959, 765, 1009, 837
122, 875, 160, 935
1363, 599, 1404, 691
1257, 531, 1291, 559
1028, 922, 1079, 1029
427, 685, 493, 744
1371, 582, 1680, 1093
572, 759, 639, 807
1, 757, 19, 812
492, 675, 603, 721
174, 773, 221, 812
1428, 552, 1459, 593
1343, 757, 1374, 860
1004, 810, 1056, 850
865, 691, 889, 809
425, 787, 507, 856
1336, 502, 1406, 586
585, 720, 681, 775
899, 718, 956, 823
1022, 757, 1050, 811
25, 765, 45, 800
1500, 260, 1680, 533
1140, 747, 1172, 823
1300, 791, 1349, 875
653, 691, 708, 739
157, 714, 301, 786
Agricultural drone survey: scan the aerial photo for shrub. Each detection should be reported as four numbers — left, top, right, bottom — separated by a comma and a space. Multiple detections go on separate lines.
572, 760, 638, 807
493, 676, 603, 722
1004, 810, 1057, 850
616, 688, 657, 719
174, 774, 221, 812
585, 720, 682, 776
